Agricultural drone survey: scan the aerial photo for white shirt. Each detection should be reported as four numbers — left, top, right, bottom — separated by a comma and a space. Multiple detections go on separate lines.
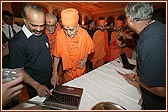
2, 23, 22, 39
22, 25, 33, 38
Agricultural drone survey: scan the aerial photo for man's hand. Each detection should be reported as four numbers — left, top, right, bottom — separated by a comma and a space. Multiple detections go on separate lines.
51, 72, 59, 88
2, 73, 23, 107
77, 58, 87, 68
124, 73, 139, 88
34, 84, 52, 97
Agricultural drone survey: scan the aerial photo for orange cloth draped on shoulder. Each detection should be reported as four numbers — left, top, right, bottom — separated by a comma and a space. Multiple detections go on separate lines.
53, 27, 95, 82
105, 20, 124, 62
44, 29, 57, 55
104, 30, 109, 52
91, 30, 108, 68
122, 47, 133, 58
105, 31, 122, 62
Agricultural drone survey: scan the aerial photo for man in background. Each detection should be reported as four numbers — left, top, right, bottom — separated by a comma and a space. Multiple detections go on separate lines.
2, 10, 21, 39
45, 13, 63, 84
91, 17, 108, 69
45, 13, 58, 56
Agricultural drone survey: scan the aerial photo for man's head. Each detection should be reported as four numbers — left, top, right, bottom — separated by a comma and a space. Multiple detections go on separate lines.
61, 8, 79, 38
45, 13, 57, 34
88, 20, 95, 30
125, 2, 153, 32
21, 3, 45, 36
2, 10, 14, 25
114, 20, 125, 32
97, 17, 106, 31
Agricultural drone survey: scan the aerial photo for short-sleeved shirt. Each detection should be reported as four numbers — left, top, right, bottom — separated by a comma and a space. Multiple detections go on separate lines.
9, 26, 52, 85
137, 20, 166, 109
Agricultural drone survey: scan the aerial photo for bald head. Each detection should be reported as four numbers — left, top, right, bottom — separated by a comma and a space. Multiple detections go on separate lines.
21, 3, 45, 36
45, 13, 57, 34
46, 13, 57, 24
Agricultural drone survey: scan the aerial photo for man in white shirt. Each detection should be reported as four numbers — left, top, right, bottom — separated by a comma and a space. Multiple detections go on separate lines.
2, 10, 21, 39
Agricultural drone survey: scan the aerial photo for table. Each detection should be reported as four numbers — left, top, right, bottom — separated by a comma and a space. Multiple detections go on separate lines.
12, 58, 142, 110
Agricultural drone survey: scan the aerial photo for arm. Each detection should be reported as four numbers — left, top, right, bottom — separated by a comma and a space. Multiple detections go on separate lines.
125, 74, 166, 97
134, 75, 166, 97
2, 41, 9, 57
77, 55, 88, 69
51, 57, 60, 87
119, 31, 133, 39
21, 69, 52, 96
2, 71, 23, 108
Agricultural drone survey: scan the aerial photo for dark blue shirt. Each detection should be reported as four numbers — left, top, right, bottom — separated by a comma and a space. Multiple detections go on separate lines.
137, 20, 166, 109
9, 30, 52, 85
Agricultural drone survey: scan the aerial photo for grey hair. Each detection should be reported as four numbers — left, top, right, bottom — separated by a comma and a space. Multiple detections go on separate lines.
46, 13, 57, 22
125, 2, 153, 21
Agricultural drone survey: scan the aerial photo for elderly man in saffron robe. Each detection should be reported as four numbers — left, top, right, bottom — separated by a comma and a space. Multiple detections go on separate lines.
45, 13, 64, 84
45, 13, 58, 56
51, 8, 95, 85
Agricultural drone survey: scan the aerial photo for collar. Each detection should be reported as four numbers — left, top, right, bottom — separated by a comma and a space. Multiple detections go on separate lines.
22, 25, 33, 38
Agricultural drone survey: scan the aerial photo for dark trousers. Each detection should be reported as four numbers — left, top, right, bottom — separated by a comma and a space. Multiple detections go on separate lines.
141, 86, 166, 110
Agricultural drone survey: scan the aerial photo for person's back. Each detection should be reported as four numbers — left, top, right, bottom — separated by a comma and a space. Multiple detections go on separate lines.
138, 19, 166, 110
125, 2, 166, 110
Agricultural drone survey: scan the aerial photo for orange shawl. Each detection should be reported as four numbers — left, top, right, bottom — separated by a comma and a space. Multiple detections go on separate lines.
53, 27, 95, 71
44, 29, 57, 55
104, 30, 109, 52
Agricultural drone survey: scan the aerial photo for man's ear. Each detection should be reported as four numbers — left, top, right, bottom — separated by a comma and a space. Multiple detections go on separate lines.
127, 16, 134, 23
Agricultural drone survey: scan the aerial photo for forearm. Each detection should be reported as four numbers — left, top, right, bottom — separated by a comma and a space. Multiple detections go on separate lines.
22, 69, 40, 89
84, 55, 88, 62
135, 75, 166, 97
2, 42, 9, 57
139, 81, 166, 97
2, 47, 9, 57
53, 57, 60, 72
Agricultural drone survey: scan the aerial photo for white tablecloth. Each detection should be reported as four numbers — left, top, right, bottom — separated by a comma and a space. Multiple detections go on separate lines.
26, 58, 142, 110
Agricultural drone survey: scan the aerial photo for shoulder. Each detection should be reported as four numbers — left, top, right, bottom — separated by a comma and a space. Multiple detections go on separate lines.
13, 24, 22, 28
10, 31, 26, 45
79, 27, 88, 33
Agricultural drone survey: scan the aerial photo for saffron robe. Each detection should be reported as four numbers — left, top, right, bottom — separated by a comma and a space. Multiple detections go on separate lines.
91, 30, 108, 68
45, 29, 57, 55
105, 31, 122, 61
53, 27, 94, 82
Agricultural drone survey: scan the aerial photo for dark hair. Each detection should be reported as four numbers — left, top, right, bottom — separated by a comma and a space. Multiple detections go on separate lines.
98, 17, 105, 21
107, 16, 115, 26
88, 20, 94, 25
152, 8, 166, 24
21, 3, 44, 19
117, 15, 126, 21
2, 10, 13, 17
